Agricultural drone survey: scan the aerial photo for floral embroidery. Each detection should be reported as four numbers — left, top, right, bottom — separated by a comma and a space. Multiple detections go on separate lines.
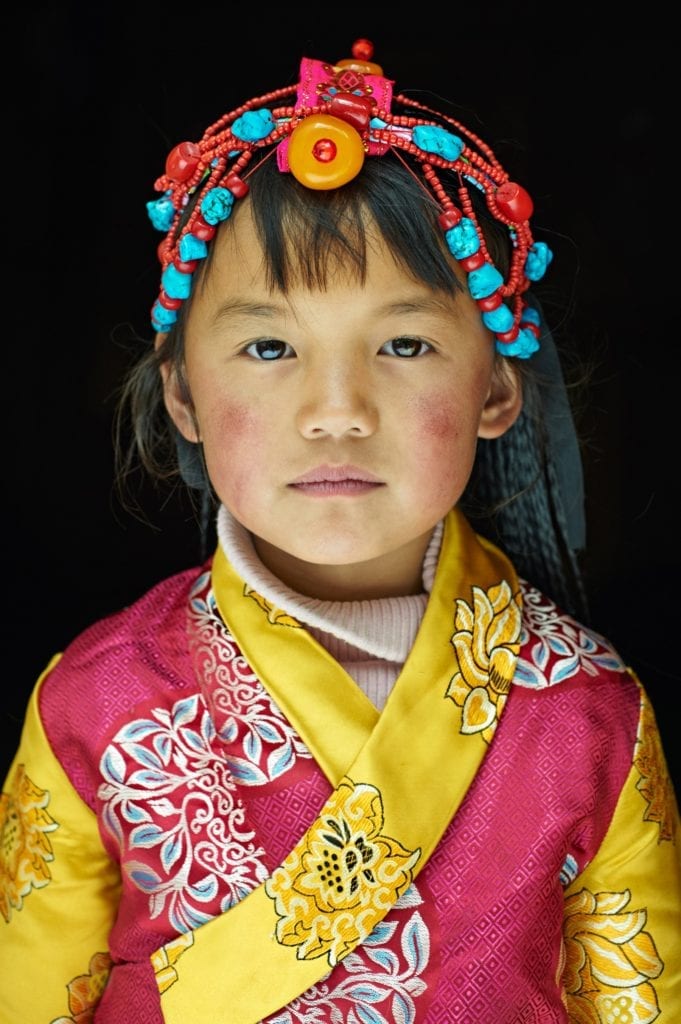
265, 779, 420, 967
0, 764, 58, 922
563, 887, 663, 1023
515, 582, 624, 688
267, 886, 430, 1024
152, 931, 194, 994
49, 951, 112, 1024
634, 689, 677, 843
98, 694, 269, 932
445, 579, 521, 742
189, 576, 311, 784
244, 585, 302, 628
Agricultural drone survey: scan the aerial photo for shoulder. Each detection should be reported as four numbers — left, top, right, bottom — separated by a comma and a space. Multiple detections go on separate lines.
35, 561, 214, 805
58, 562, 209, 667
38, 561, 212, 725
514, 579, 629, 691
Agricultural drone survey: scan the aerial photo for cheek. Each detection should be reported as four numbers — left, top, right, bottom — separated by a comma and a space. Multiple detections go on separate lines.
200, 400, 264, 506
408, 392, 481, 496
408, 391, 469, 446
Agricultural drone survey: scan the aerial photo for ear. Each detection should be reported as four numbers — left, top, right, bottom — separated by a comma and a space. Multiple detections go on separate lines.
478, 359, 523, 439
155, 333, 200, 443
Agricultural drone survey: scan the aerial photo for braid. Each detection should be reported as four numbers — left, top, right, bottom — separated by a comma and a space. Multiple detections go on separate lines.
462, 379, 589, 622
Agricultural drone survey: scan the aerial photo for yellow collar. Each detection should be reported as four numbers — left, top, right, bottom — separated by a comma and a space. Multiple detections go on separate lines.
155, 507, 522, 1022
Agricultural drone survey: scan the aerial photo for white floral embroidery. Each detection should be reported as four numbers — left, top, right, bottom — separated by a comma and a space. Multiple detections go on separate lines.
98, 693, 269, 932
266, 886, 430, 1024
189, 574, 311, 784
514, 581, 625, 689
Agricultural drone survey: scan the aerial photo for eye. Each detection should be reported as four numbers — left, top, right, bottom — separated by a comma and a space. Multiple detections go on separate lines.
380, 336, 432, 358
243, 339, 295, 360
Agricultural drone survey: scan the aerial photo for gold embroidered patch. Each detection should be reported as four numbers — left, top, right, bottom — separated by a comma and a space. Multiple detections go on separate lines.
0, 764, 58, 922
52, 951, 112, 1022
265, 778, 420, 966
446, 580, 521, 742
244, 585, 302, 628
563, 887, 663, 1023
152, 931, 195, 993
635, 689, 677, 843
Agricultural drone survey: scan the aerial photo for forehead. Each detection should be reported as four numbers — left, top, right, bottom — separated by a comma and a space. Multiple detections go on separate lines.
185, 199, 490, 348
198, 194, 467, 300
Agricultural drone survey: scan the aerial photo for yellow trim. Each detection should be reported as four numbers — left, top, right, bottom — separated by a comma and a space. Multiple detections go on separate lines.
0, 658, 121, 1024
155, 508, 521, 1023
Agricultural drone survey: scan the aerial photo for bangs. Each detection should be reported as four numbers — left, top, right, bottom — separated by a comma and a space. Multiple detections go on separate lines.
245, 156, 465, 294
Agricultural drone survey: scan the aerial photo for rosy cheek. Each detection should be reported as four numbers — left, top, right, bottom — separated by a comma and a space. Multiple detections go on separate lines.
409, 393, 477, 504
213, 401, 259, 441
203, 401, 263, 511
410, 393, 460, 443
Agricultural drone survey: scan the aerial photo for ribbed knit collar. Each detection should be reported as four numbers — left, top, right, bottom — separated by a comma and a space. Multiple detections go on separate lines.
216, 506, 443, 663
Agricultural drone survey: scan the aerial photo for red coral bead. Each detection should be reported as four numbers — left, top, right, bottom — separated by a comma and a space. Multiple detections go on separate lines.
158, 290, 183, 311
496, 324, 520, 343
192, 215, 217, 242
312, 138, 337, 163
165, 142, 201, 183
439, 208, 462, 230
460, 252, 486, 272
174, 258, 198, 274
495, 182, 534, 222
326, 93, 374, 133
352, 38, 374, 61
477, 292, 503, 312
225, 171, 249, 198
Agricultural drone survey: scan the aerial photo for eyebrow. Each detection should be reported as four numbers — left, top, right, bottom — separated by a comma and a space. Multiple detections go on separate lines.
210, 299, 284, 327
209, 293, 459, 328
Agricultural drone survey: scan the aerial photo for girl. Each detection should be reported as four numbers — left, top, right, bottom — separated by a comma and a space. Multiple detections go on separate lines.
2, 38, 679, 1024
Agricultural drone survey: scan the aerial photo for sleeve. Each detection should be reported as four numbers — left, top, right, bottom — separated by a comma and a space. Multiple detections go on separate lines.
0, 657, 122, 1024
562, 672, 681, 1022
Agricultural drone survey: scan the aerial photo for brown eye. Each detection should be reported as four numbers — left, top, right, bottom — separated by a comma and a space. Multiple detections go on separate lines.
244, 339, 294, 360
381, 336, 430, 358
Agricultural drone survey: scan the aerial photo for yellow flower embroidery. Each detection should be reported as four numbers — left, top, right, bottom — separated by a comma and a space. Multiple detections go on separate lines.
265, 779, 420, 966
49, 951, 112, 1024
152, 931, 195, 993
244, 585, 301, 627
446, 580, 521, 742
634, 689, 677, 843
563, 887, 663, 1023
0, 763, 58, 922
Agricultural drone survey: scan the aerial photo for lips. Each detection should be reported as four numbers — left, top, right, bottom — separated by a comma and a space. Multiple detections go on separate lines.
288, 465, 384, 496
290, 465, 383, 485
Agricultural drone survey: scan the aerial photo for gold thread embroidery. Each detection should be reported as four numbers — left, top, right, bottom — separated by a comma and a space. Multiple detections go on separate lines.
446, 580, 521, 742
0, 764, 58, 922
563, 887, 663, 1023
635, 690, 677, 843
244, 585, 302, 628
265, 778, 420, 966
49, 951, 112, 1024
153, 931, 195, 994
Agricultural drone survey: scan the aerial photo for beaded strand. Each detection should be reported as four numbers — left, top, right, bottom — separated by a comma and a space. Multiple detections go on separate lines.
146, 40, 552, 358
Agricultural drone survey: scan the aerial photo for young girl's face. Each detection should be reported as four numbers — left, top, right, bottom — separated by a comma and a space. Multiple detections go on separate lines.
162, 202, 521, 599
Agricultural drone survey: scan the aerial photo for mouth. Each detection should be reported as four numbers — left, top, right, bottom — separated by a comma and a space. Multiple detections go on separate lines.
288, 465, 385, 496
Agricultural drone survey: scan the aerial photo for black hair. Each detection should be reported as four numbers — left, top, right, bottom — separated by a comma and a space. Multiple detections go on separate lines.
114, 154, 588, 620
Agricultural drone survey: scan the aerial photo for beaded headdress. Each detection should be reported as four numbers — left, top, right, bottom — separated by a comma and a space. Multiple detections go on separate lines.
146, 39, 553, 358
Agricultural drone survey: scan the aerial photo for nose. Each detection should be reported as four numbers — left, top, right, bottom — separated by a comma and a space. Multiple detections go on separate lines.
295, 361, 378, 439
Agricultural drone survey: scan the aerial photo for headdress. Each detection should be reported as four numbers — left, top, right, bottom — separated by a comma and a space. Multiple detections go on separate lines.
146, 39, 553, 358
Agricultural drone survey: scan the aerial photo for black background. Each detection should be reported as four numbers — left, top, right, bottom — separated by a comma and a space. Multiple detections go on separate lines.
4, 9, 679, 791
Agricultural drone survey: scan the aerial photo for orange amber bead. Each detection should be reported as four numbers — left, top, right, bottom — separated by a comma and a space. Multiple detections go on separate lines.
335, 57, 384, 75
288, 115, 365, 189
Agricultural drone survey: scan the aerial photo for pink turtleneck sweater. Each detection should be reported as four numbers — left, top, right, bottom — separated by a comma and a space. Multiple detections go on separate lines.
217, 506, 443, 711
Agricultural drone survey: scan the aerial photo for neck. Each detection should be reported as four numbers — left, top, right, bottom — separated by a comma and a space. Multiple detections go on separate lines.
251, 529, 435, 601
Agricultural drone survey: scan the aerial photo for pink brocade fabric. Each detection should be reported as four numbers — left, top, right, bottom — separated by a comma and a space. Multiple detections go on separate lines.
38, 563, 637, 1023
